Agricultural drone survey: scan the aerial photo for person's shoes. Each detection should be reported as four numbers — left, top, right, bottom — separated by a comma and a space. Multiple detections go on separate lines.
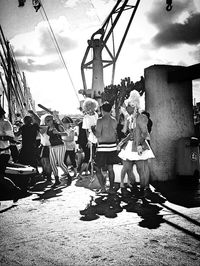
96, 188, 107, 195
67, 174, 72, 186
51, 180, 61, 188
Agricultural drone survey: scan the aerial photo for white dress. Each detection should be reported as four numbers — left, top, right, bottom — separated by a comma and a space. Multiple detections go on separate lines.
118, 113, 155, 161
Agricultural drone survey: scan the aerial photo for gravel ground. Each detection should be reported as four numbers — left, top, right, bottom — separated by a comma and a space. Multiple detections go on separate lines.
0, 175, 200, 266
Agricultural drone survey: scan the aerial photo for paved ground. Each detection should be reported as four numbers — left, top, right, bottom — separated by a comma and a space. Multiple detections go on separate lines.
0, 168, 200, 266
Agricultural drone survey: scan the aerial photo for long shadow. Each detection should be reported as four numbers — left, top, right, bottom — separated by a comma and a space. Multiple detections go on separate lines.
32, 187, 63, 201
31, 181, 71, 201
164, 219, 200, 241
152, 179, 200, 208
160, 203, 200, 227
79, 187, 200, 240
0, 204, 17, 213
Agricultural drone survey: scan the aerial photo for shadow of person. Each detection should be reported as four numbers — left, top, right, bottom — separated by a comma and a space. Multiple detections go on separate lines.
124, 200, 164, 229
32, 187, 63, 201
145, 190, 166, 204
29, 180, 52, 192
79, 194, 123, 221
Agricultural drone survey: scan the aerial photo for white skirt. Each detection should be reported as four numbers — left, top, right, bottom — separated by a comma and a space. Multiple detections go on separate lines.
118, 140, 155, 161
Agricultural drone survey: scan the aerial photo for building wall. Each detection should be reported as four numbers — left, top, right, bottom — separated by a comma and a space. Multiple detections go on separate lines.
145, 65, 194, 181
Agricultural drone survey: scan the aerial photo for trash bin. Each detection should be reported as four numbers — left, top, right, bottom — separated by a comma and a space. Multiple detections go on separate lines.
176, 137, 200, 179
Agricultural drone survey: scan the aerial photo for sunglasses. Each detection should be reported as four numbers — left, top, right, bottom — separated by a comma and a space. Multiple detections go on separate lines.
46, 119, 53, 123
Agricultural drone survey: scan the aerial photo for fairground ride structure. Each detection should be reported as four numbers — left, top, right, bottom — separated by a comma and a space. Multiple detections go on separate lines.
0, 25, 35, 123
80, 0, 141, 102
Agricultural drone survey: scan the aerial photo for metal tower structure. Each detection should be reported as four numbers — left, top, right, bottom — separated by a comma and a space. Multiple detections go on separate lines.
80, 0, 141, 101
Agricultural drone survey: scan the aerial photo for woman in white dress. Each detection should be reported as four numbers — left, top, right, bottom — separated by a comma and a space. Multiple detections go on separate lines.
118, 90, 155, 198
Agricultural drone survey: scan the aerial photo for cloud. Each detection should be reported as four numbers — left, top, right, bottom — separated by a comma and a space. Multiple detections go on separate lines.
147, 0, 192, 26
152, 12, 200, 47
16, 57, 63, 72
189, 45, 200, 61
12, 16, 78, 58
145, 0, 200, 48
37, 25, 77, 54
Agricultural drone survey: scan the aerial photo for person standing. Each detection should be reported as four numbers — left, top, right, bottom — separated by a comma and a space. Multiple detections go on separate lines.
94, 102, 119, 194
0, 106, 25, 202
76, 120, 90, 179
17, 111, 40, 169
61, 116, 77, 177
39, 114, 52, 182
46, 115, 71, 188
118, 90, 155, 199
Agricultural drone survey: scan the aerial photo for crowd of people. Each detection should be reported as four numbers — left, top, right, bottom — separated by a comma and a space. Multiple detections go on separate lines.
0, 90, 155, 202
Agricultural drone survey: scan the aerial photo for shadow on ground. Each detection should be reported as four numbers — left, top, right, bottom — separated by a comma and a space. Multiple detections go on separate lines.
79, 189, 167, 229
152, 177, 200, 208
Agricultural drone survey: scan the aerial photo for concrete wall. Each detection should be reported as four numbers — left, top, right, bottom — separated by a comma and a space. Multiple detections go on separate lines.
144, 65, 195, 181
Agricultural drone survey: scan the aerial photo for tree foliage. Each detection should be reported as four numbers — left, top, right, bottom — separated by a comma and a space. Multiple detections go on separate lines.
101, 76, 145, 121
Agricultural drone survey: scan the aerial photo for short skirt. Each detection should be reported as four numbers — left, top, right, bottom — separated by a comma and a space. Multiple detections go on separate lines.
118, 140, 155, 161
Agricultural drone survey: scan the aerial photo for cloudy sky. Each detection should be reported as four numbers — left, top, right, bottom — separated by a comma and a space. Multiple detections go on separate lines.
0, 0, 200, 114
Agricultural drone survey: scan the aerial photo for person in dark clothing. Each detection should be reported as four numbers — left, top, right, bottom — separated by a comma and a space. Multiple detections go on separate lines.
76, 121, 90, 179
0, 106, 30, 202
17, 115, 40, 169
141, 111, 153, 145
141, 111, 152, 133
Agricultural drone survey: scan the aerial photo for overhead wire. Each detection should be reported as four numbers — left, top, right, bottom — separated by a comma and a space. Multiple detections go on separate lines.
39, 0, 80, 102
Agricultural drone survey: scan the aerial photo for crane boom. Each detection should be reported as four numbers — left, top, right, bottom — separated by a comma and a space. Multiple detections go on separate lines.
80, 0, 141, 100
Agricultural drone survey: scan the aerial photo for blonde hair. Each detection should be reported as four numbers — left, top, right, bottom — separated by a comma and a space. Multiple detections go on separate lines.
82, 98, 98, 115
124, 90, 140, 109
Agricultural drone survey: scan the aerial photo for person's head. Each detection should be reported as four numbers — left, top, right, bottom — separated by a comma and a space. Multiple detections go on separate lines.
62, 116, 73, 128
23, 116, 33, 125
45, 115, 54, 126
124, 90, 141, 115
101, 101, 112, 114
82, 98, 98, 116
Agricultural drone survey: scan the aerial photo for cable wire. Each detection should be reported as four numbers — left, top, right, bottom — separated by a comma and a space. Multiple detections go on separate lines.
39, 0, 80, 102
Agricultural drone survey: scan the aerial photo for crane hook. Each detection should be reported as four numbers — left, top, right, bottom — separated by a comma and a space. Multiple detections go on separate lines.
166, 0, 173, 11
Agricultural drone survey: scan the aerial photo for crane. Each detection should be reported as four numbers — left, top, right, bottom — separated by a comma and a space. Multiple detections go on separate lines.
80, 0, 141, 101
0, 25, 35, 123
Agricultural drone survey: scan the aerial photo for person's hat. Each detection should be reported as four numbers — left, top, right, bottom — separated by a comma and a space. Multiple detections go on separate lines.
62, 116, 73, 124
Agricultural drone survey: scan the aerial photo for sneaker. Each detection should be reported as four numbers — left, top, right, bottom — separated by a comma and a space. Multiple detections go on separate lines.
51, 180, 61, 188
96, 189, 107, 195
67, 174, 72, 186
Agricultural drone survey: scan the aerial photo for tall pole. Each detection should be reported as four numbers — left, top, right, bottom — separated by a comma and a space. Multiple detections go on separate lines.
6, 41, 12, 122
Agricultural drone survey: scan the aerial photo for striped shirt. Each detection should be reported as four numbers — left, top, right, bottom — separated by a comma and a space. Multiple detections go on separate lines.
97, 142, 117, 152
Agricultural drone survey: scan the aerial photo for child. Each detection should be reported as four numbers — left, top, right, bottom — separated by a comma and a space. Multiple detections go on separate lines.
61, 116, 77, 177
